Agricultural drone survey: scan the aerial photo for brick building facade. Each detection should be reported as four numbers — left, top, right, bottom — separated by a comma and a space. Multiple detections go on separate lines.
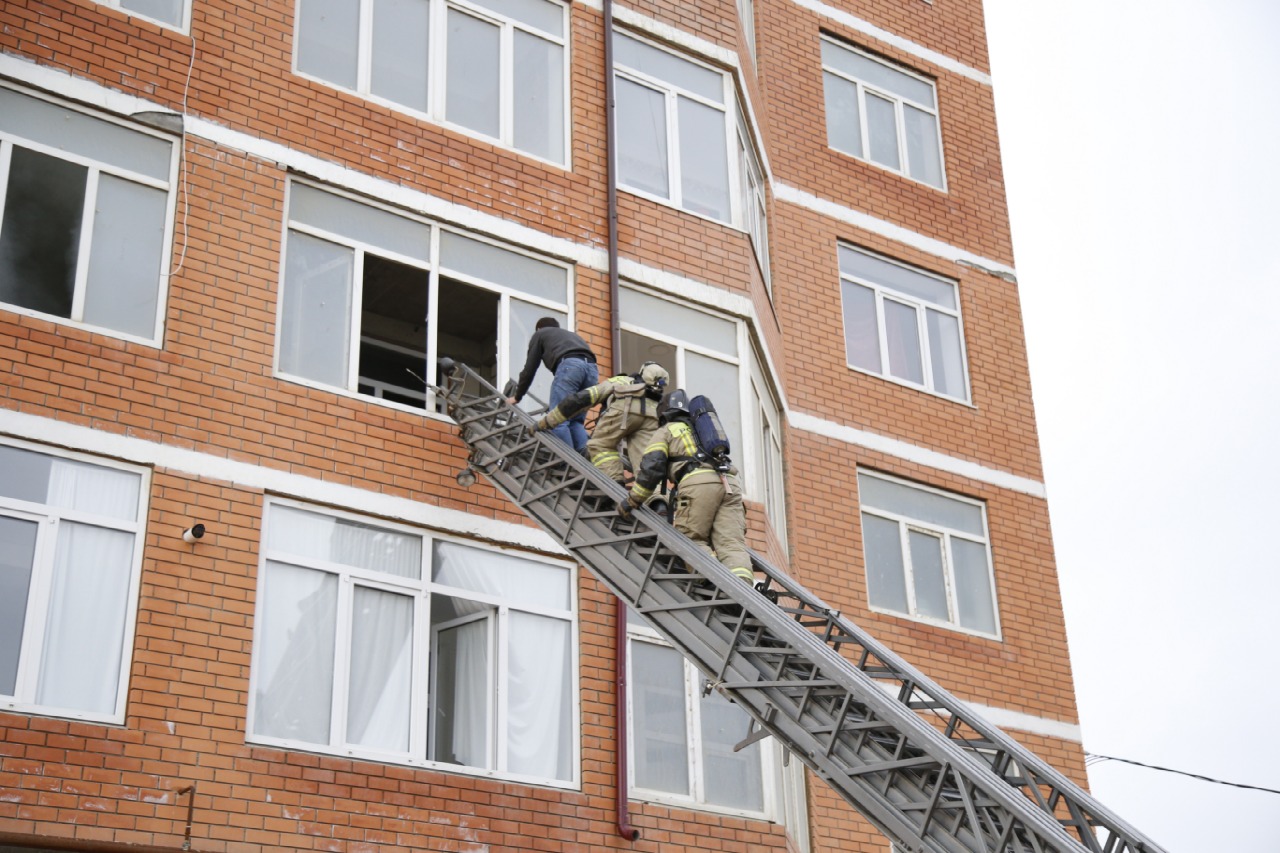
0, 0, 1084, 850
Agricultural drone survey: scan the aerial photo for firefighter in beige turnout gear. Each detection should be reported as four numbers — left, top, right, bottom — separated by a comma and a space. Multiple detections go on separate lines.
534, 362, 669, 484
622, 389, 753, 584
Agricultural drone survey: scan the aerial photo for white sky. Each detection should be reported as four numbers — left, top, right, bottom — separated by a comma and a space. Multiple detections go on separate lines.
982, 0, 1280, 849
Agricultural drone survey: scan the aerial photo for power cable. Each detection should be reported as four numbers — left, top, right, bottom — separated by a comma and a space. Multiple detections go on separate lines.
1085, 752, 1280, 796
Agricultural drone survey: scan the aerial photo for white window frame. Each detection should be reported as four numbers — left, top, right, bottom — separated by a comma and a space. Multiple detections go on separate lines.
276, 180, 573, 415
626, 616, 785, 820
0, 438, 149, 724
839, 244, 971, 403
746, 348, 786, 549
736, 0, 756, 63
246, 498, 581, 788
821, 36, 947, 190
857, 470, 1000, 639
293, 0, 571, 167
0, 84, 179, 347
612, 31, 741, 225
93, 0, 190, 32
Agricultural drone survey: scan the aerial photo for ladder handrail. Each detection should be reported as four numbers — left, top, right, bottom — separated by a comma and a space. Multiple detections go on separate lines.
435, 360, 1165, 853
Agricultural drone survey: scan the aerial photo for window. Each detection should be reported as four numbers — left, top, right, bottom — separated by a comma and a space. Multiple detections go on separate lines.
736, 105, 770, 285
613, 32, 733, 222
822, 37, 945, 188
619, 287, 742, 460
839, 244, 969, 402
627, 608, 776, 816
249, 501, 578, 784
736, 0, 756, 63
295, 0, 568, 164
746, 350, 786, 546
857, 471, 998, 636
94, 0, 188, 30
0, 441, 147, 723
277, 181, 571, 411
0, 85, 177, 343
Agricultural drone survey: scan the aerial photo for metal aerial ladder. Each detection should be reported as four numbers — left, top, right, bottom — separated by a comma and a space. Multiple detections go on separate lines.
435, 360, 1165, 853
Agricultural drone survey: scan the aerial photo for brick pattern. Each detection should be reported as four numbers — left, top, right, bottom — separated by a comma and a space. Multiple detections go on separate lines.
0, 0, 1084, 849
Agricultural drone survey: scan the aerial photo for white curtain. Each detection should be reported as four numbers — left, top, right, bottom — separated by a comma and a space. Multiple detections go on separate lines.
346, 586, 413, 751
433, 617, 490, 768
506, 612, 570, 780
36, 460, 139, 714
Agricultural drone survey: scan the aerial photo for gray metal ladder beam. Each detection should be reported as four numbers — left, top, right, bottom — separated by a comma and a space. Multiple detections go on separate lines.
437, 362, 1164, 853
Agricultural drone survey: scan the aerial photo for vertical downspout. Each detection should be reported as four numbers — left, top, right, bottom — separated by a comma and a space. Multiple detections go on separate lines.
603, 0, 638, 842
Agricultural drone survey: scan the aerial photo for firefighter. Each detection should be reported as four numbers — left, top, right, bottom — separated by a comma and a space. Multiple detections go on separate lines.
507, 317, 598, 453
621, 389, 752, 584
534, 361, 669, 484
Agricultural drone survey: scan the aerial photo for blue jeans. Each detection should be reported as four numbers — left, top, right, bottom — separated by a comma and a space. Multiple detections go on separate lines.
548, 357, 597, 452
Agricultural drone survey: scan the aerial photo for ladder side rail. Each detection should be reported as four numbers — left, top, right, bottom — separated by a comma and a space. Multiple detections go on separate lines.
436, 363, 1115, 853
749, 553, 1163, 853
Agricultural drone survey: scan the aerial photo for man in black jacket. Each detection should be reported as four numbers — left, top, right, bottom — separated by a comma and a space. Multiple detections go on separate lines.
507, 317, 598, 452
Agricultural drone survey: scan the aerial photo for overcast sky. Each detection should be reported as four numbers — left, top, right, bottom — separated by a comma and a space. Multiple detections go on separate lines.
981, 0, 1280, 849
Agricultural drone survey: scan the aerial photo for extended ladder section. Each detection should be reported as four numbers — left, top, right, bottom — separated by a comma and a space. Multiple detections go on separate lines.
436, 361, 1164, 853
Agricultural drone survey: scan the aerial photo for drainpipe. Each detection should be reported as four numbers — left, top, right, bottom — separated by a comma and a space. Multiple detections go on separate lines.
603, 0, 638, 842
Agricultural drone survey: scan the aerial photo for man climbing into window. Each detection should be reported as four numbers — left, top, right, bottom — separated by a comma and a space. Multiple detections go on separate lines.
534, 361, 669, 486
620, 389, 753, 584
508, 317, 598, 453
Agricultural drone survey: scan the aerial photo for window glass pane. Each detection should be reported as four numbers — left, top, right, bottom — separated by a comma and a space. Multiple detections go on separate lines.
430, 614, 490, 767
840, 280, 881, 373
839, 246, 955, 309
927, 309, 967, 400
700, 690, 764, 810
446, 8, 501, 139
614, 33, 722, 102
436, 277, 500, 386
508, 300, 565, 410
254, 562, 338, 743
621, 330, 677, 380
862, 514, 907, 613
678, 97, 730, 221
908, 530, 948, 621
865, 92, 900, 170
432, 541, 570, 610
358, 253, 430, 408
470, 0, 564, 37
83, 173, 166, 339
953, 539, 996, 634
0, 446, 53, 504
821, 42, 934, 108
440, 231, 566, 304
46, 458, 141, 520
617, 76, 670, 199
507, 612, 572, 780
513, 31, 564, 163
884, 299, 924, 385
0, 88, 173, 182
347, 586, 413, 751
823, 71, 862, 158
268, 505, 424, 578
0, 516, 38, 696
36, 522, 134, 714
858, 474, 984, 536
372, 0, 431, 113
120, 0, 184, 27
631, 641, 689, 794
620, 288, 737, 356
290, 184, 431, 263
685, 352, 740, 466
0, 146, 86, 321
297, 0, 360, 90
904, 105, 943, 187
279, 231, 354, 387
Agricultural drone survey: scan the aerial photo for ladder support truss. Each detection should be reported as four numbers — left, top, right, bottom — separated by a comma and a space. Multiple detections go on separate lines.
436, 361, 1164, 853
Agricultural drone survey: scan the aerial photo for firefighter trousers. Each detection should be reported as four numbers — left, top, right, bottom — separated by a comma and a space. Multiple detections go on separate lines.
673, 470, 752, 582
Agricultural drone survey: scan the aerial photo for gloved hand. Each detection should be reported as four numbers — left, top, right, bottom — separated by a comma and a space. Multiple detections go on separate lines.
533, 415, 549, 431
616, 498, 633, 519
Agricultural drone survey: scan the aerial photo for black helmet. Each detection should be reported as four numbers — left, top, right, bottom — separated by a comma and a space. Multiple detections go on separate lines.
659, 389, 691, 424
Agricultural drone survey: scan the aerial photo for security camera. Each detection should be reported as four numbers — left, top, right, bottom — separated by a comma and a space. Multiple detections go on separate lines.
182, 524, 206, 544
